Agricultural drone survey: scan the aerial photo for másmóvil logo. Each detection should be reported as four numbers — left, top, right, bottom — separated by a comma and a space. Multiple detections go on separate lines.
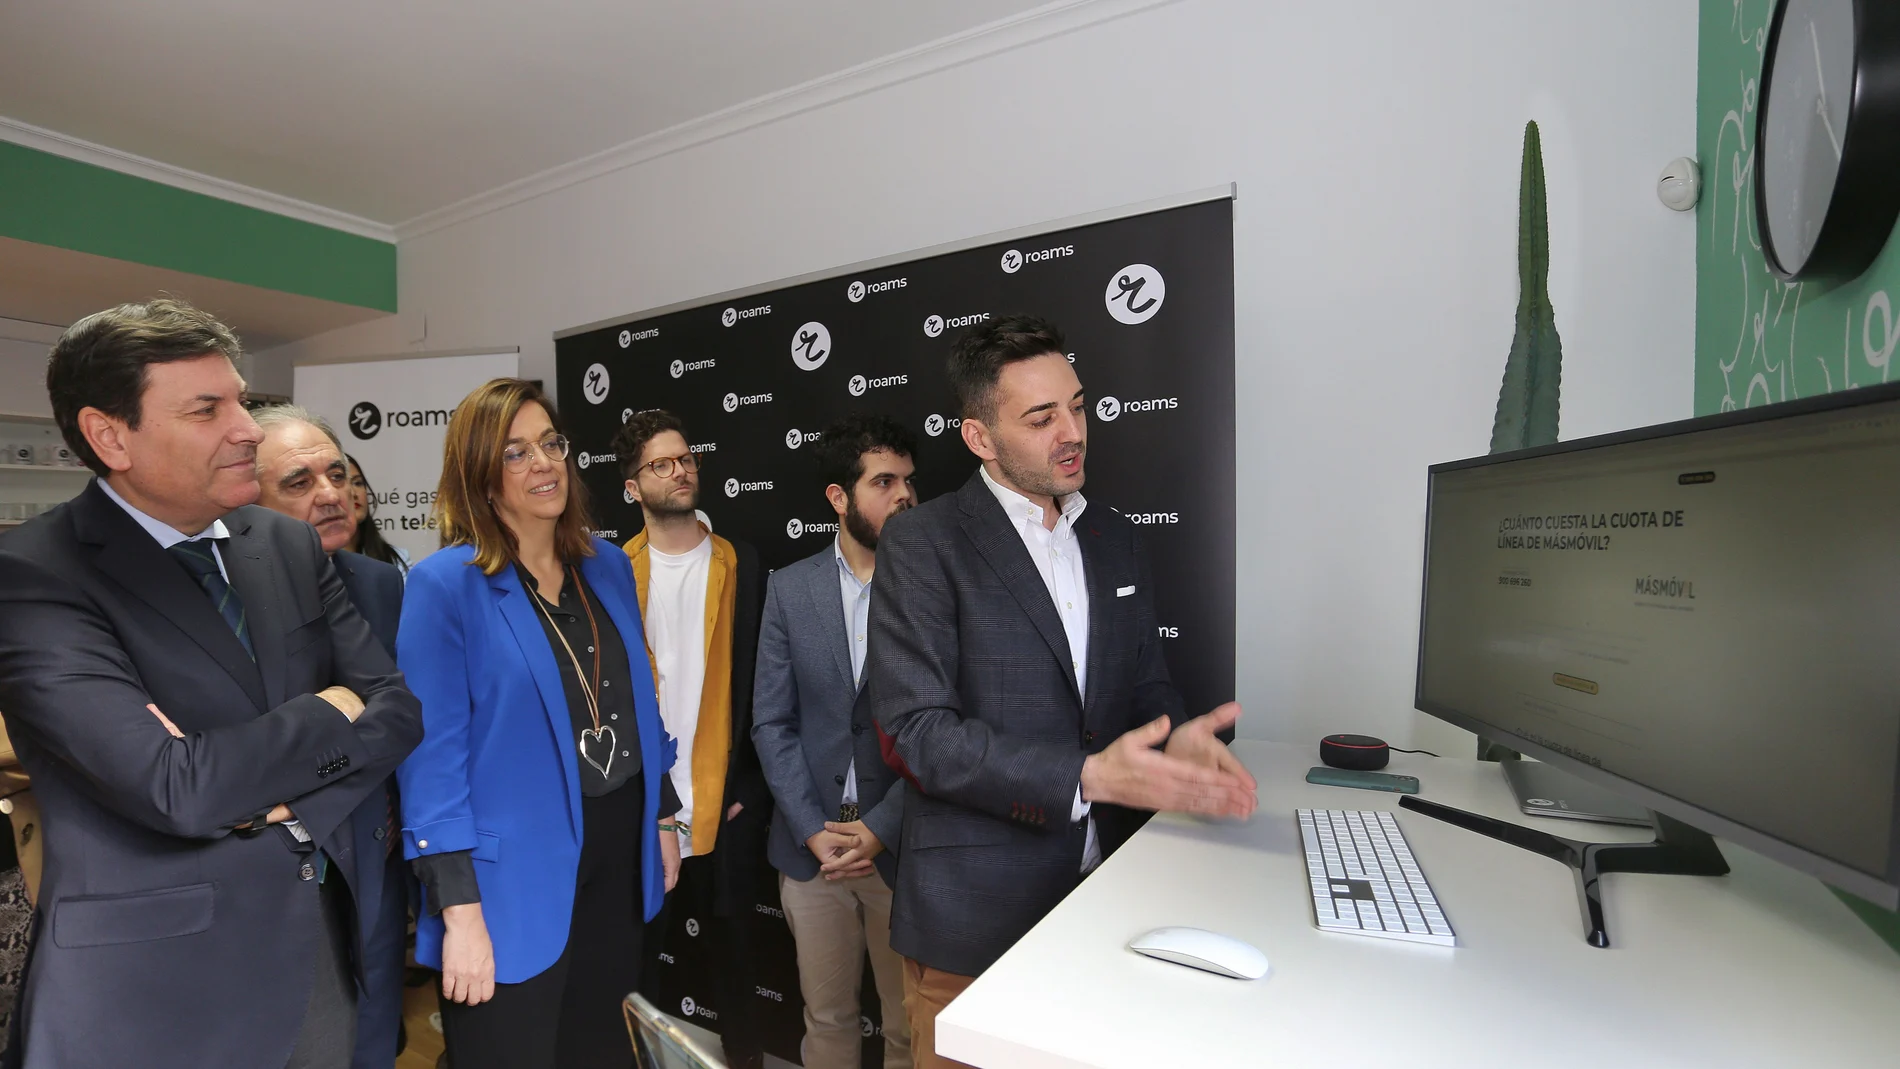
1105, 264, 1166, 325
582, 363, 610, 404
792, 322, 831, 371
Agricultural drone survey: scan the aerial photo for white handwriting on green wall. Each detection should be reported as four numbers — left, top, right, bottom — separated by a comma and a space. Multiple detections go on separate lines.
1697, 0, 1898, 415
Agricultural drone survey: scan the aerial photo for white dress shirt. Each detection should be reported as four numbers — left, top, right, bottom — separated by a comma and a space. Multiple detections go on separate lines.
978, 466, 1101, 872
98, 478, 232, 579
834, 537, 873, 807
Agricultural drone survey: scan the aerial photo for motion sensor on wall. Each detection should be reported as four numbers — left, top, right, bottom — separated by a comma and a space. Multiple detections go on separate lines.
1657, 157, 1701, 212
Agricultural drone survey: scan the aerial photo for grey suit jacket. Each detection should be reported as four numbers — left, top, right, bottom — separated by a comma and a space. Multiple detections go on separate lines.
753, 545, 904, 886
866, 470, 1184, 977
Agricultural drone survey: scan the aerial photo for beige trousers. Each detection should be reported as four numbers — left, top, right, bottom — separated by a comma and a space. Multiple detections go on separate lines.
779, 870, 913, 1069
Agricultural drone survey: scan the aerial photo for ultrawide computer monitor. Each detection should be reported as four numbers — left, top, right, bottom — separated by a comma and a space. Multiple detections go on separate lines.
1416, 382, 1900, 910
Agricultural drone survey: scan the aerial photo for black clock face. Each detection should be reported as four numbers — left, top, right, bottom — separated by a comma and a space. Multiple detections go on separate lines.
1759, 0, 1858, 279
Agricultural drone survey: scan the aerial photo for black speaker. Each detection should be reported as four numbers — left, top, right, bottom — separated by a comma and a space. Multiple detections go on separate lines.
1320, 733, 1390, 771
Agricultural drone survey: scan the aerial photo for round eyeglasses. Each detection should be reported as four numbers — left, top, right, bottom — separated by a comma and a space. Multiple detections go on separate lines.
638, 452, 699, 480
502, 435, 571, 472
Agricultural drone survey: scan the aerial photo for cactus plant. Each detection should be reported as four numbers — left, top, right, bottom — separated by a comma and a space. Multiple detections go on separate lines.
1479, 121, 1563, 763
1490, 120, 1563, 454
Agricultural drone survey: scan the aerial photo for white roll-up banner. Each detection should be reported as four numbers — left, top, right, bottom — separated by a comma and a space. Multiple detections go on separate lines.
293, 352, 520, 564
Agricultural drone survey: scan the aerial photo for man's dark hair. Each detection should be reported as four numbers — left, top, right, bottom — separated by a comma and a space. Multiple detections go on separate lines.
611, 409, 689, 479
815, 414, 917, 495
46, 298, 245, 476
945, 314, 1067, 424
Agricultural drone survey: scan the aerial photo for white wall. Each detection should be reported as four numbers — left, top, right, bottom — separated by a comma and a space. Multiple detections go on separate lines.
262, 0, 1701, 751
0, 319, 62, 417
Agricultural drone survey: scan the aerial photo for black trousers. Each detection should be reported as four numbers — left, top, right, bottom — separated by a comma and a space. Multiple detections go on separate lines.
439, 782, 645, 1069
643, 851, 764, 1063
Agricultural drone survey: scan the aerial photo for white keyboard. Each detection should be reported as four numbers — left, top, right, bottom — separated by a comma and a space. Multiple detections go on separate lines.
1297, 809, 1456, 946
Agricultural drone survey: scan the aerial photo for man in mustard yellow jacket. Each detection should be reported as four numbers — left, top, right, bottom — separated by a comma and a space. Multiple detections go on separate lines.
612, 410, 770, 1069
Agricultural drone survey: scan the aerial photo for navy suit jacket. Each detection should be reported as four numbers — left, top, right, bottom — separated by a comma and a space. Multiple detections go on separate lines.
866, 471, 1184, 976
331, 550, 405, 963
0, 481, 423, 1069
395, 540, 675, 984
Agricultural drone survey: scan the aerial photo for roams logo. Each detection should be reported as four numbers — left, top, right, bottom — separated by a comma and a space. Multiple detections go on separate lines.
679, 996, 717, 1022
785, 518, 840, 540
722, 304, 771, 327
722, 391, 773, 412
1095, 395, 1179, 422
847, 277, 905, 302
724, 477, 773, 498
671, 357, 715, 380
848, 373, 908, 397
791, 322, 832, 371
582, 363, 611, 404
348, 401, 450, 440
1001, 245, 1074, 273
784, 428, 821, 450
924, 311, 988, 338
1123, 511, 1180, 525
575, 451, 616, 471
617, 327, 658, 348
1105, 263, 1166, 325
923, 413, 962, 438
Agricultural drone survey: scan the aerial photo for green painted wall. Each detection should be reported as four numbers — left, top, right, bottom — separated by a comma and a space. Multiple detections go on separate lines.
1695, 0, 1900, 956
0, 140, 395, 313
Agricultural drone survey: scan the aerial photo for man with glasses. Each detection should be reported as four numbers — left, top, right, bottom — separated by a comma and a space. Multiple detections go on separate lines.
611, 410, 771, 1069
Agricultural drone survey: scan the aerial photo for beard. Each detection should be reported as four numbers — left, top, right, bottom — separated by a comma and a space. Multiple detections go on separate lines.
994, 437, 1084, 500
843, 493, 910, 549
645, 479, 699, 517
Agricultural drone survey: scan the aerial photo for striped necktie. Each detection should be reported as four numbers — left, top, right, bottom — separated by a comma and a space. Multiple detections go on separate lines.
167, 539, 254, 660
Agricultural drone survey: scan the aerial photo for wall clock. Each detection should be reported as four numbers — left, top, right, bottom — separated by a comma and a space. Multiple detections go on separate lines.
1755, 0, 1900, 282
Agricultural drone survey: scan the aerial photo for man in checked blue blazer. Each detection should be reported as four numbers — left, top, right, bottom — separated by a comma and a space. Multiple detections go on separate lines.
866, 317, 1258, 1069
753, 415, 916, 1069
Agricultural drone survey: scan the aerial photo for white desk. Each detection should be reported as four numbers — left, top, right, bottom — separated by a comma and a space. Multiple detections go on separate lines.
936, 741, 1900, 1068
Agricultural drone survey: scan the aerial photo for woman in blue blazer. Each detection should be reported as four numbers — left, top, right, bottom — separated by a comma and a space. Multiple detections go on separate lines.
397, 379, 680, 1069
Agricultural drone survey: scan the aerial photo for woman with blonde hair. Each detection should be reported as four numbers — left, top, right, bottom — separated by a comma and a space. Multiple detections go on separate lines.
396, 378, 680, 1068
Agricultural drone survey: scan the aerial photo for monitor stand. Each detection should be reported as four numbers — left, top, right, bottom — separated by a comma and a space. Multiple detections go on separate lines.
1501, 761, 1653, 827
1397, 795, 1730, 948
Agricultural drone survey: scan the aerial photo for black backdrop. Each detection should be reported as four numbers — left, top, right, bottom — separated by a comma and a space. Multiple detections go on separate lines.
555, 194, 1235, 1065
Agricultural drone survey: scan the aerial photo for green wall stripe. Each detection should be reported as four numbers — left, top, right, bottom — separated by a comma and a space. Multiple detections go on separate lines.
0, 139, 395, 313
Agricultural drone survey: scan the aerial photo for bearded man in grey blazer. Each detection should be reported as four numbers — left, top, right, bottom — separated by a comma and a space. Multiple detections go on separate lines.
753, 414, 916, 1069
865, 315, 1257, 1069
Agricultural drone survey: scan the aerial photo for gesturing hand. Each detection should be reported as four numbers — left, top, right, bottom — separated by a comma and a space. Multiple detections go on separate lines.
1079, 707, 1257, 819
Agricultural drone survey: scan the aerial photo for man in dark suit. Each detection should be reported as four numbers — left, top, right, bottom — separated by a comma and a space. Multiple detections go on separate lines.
753, 414, 915, 1069
253, 405, 410, 1069
0, 300, 423, 1069
866, 315, 1258, 1069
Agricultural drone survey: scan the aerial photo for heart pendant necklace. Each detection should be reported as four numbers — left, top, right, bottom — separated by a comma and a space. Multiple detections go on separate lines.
531, 565, 615, 781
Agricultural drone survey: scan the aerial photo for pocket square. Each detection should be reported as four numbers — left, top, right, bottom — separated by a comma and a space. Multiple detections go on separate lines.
1116, 585, 1136, 597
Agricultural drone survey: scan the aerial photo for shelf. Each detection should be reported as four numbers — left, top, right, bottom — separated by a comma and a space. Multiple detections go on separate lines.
0, 412, 55, 426
0, 464, 88, 476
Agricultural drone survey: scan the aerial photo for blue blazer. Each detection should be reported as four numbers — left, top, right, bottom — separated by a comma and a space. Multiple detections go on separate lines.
394, 538, 675, 984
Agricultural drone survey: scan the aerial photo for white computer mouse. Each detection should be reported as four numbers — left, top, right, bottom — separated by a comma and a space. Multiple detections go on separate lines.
1126, 926, 1269, 980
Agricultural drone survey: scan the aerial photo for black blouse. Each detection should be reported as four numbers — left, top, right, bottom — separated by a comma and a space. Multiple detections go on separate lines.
412, 563, 678, 915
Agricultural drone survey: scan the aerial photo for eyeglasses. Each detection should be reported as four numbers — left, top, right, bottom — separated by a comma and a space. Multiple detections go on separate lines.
638, 452, 699, 479
502, 435, 571, 472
